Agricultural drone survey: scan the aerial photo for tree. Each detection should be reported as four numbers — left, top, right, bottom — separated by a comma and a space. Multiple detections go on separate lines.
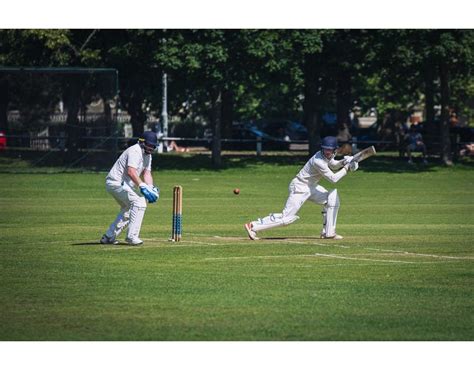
358, 29, 474, 164
290, 30, 330, 154
100, 29, 165, 138
0, 29, 103, 158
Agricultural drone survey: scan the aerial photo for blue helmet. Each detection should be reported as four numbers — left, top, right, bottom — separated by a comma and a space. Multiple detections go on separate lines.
139, 131, 158, 154
140, 131, 158, 147
321, 136, 338, 150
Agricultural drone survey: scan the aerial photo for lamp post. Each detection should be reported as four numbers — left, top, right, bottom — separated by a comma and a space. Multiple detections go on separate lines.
161, 71, 168, 139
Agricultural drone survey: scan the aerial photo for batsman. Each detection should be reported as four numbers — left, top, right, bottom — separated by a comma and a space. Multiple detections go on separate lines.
100, 131, 160, 246
245, 136, 360, 240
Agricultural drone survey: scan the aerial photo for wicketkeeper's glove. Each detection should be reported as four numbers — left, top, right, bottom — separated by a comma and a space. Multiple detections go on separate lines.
139, 183, 158, 203
151, 185, 160, 201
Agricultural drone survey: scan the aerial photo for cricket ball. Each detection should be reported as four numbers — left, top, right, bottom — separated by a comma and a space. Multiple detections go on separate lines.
233, 188, 240, 195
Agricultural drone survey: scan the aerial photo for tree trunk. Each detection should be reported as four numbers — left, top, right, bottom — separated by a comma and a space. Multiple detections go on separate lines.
0, 76, 10, 133
303, 53, 323, 156
424, 65, 435, 129
221, 88, 234, 139
210, 89, 222, 168
0, 77, 9, 133
439, 62, 453, 166
104, 99, 113, 136
102, 97, 116, 151
127, 94, 146, 138
64, 76, 82, 161
336, 70, 352, 129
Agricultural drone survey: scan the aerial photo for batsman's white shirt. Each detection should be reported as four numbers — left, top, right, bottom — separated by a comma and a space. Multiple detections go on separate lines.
106, 143, 152, 189
296, 150, 347, 185
250, 150, 348, 234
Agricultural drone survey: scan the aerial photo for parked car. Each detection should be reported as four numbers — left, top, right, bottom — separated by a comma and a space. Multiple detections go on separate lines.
0, 131, 6, 151
252, 119, 308, 141
206, 122, 291, 150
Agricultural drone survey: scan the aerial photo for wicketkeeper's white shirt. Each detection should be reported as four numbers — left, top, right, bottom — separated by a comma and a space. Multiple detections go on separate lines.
106, 143, 152, 188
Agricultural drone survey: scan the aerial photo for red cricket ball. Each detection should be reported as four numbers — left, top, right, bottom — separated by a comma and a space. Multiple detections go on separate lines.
233, 188, 240, 195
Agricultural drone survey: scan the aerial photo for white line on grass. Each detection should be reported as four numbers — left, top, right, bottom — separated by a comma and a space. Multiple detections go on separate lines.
313, 253, 417, 264
185, 240, 220, 246
285, 240, 327, 246
205, 254, 315, 261
365, 247, 474, 260
205, 253, 424, 264
213, 235, 250, 241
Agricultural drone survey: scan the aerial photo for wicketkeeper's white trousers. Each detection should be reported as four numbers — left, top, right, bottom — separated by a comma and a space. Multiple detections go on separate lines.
251, 178, 339, 236
104, 180, 147, 241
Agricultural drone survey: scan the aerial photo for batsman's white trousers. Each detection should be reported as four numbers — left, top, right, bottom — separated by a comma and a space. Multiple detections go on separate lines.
104, 180, 147, 241
251, 177, 339, 236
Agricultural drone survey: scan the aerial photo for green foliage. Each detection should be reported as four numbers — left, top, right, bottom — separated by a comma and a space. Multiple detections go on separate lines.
2, 29, 474, 133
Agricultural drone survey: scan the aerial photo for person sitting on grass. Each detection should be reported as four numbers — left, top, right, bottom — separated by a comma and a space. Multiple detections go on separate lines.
406, 125, 428, 164
460, 143, 474, 157
167, 140, 189, 153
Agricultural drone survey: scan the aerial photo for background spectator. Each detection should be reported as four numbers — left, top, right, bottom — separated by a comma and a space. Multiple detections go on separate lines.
406, 124, 428, 164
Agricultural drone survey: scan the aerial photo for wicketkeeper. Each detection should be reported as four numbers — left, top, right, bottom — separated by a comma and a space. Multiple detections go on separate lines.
100, 131, 160, 245
244, 136, 358, 240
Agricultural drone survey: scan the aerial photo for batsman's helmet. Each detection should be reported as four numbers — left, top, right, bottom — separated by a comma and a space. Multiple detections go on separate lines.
321, 136, 338, 150
139, 131, 158, 147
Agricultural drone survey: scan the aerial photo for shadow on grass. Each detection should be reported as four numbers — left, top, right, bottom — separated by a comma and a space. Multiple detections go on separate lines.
261, 236, 325, 240
1, 150, 473, 173
71, 242, 132, 246
71, 242, 103, 246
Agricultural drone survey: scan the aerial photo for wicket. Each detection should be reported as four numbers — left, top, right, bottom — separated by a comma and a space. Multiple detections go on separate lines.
171, 185, 183, 242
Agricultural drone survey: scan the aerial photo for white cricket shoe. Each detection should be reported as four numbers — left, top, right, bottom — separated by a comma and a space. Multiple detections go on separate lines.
125, 237, 144, 245
100, 234, 119, 245
321, 233, 344, 240
244, 223, 259, 240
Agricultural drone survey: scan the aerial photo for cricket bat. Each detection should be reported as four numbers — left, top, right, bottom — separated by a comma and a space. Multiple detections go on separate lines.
352, 146, 376, 163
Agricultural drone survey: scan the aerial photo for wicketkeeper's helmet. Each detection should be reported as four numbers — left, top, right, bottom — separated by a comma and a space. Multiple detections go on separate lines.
139, 131, 158, 154
321, 136, 338, 150
140, 131, 158, 147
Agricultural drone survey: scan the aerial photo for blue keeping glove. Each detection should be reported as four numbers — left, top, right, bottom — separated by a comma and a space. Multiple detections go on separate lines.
152, 186, 160, 201
139, 183, 158, 203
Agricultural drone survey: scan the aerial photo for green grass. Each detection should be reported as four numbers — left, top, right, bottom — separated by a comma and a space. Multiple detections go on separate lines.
0, 154, 473, 340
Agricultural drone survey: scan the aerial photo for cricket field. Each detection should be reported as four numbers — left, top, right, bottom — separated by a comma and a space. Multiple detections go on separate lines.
0, 154, 473, 340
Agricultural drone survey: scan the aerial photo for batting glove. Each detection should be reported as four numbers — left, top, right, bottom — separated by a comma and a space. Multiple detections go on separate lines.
343, 155, 354, 165
139, 183, 158, 203
349, 161, 359, 172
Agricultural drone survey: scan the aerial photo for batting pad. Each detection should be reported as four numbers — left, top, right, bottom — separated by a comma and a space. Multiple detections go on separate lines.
252, 213, 300, 232
323, 189, 340, 237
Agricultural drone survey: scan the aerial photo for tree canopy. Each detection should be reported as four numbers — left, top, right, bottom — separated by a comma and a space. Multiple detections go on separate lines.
1, 29, 473, 165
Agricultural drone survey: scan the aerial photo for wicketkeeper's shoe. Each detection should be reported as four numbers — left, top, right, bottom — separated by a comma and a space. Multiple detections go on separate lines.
244, 223, 259, 240
320, 233, 344, 240
100, 234, 119, 245
125, 237, 144, 245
